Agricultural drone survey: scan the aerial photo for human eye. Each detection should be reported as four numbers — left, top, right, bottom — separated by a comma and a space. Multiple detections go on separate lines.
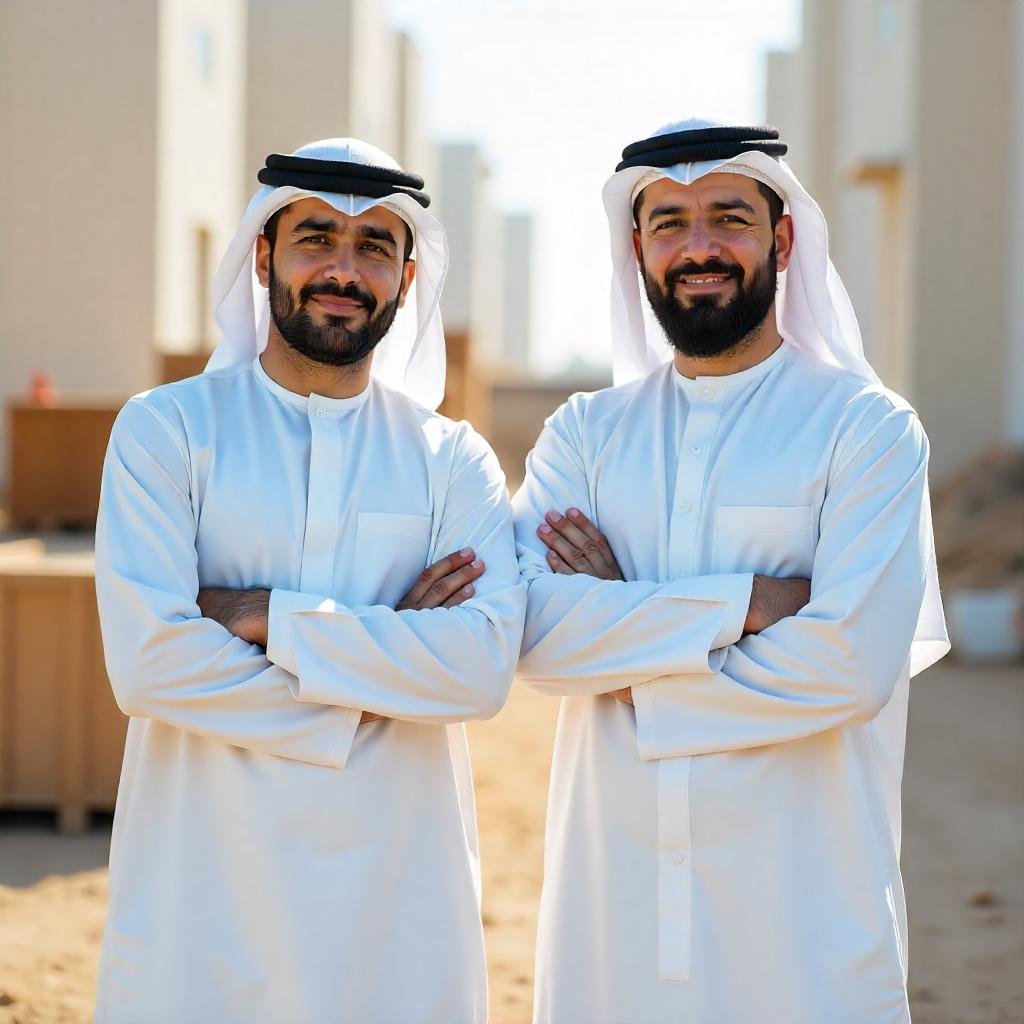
359, 241, 389, 255
299, 234, 331, 246
653, 219, 684, 232
718, 215, 750, 226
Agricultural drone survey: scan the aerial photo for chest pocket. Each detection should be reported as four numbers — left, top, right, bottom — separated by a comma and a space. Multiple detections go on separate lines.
354, 512, 432, 608
714, 505, 816, 578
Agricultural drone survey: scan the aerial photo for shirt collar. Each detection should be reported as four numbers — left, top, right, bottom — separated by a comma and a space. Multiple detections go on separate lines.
670, 338, 790, 394
252, 355, 373, 414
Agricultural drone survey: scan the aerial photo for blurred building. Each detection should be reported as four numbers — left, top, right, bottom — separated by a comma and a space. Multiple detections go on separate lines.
767, 0, 1024, 482
435, 142, 506, 364
245, 1, 430, 186
500, 212, 535, 372
0, 0, 446, 493
0, 0, 245, 482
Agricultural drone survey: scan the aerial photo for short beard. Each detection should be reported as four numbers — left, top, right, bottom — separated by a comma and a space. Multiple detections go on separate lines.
642, 246, 778, 360
268, 263, 400, 369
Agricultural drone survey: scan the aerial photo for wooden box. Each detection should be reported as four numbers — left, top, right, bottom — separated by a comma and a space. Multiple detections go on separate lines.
0, 553, 126, 831
7, 400, 124, 529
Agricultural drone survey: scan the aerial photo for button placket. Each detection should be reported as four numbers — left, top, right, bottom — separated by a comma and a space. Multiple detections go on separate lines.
657, 756, 693, 981
668, 392, 720, 577
298, 405, 342, 596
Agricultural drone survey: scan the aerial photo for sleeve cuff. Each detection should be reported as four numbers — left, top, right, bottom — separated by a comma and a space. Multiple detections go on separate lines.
330, 707, 364, 769
713, 573, 754, 649
267, 588, 332, 677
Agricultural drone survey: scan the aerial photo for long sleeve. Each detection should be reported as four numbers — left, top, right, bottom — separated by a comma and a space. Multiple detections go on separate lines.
633, 406, 933, 760
95, 399, 358, 768
512, 398, 753, 697
265, 425, 525, 724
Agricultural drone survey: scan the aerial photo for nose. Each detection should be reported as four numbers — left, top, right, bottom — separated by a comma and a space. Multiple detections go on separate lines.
680, 219, 721, 262
323, 243, 360, 285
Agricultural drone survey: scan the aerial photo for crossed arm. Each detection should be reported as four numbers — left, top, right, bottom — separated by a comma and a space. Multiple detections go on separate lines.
96, 399, 523, 768
199, 548, 489, 723
513, 398, 933, 758
531, 506, 810, 704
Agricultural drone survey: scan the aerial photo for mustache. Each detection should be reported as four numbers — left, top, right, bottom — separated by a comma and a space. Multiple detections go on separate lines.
299, 281, 376, 311
664, 259, 743, 288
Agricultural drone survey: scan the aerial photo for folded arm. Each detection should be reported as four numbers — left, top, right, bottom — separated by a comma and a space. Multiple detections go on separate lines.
95, 399, 359, 769
512, 399, 755, 697
632, 407, 933, 758
264, 426, 526, 725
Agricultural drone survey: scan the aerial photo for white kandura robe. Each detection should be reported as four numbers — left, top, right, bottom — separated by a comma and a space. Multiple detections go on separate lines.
513, 342, 948, 1024
93, 357, 525, 1024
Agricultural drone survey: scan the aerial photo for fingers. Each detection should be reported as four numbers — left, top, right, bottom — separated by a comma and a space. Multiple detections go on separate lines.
419, 558, 485, 609
442, 583, 477, 608
397, 549, 486, 611
399, 548, 476, 608
545, 548, 576, 575
537, 509, 621, 580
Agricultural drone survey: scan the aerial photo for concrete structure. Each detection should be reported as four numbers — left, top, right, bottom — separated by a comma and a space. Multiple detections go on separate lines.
0, 0, 245, 484
245, 4, 430, 188
766, 0, 1024, 481
0, 0, 433, 492
501, 213, 535, 371
435, 142, 505, 363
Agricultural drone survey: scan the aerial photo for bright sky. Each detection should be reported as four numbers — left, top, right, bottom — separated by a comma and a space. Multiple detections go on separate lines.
387, 0, 802, 375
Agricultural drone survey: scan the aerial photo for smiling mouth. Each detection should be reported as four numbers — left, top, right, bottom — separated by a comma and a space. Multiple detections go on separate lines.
675, 274, 733, 287
311, 295, 366, 314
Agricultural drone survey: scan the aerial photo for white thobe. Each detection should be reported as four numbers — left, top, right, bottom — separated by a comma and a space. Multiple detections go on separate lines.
93, 357, 525, 1024
512, 342, 948, 1024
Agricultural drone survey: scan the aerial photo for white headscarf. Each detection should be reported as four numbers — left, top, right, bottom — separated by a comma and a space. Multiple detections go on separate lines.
605, 117, 947, 678
207, 138, 448, 411
603, 116, 879, 389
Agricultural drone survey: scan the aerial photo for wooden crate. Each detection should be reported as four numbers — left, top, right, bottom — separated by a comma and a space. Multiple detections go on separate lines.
7, 400, 124, 529
0, 553, 126, 831
159, 351, 209, 385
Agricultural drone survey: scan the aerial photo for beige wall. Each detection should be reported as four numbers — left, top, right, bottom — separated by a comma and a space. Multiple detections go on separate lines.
244, 0, 357, 193
906, 0, 1014, 479
767, 0, 1019, 482
0, 0, 160, 484
155, 0, 246, 354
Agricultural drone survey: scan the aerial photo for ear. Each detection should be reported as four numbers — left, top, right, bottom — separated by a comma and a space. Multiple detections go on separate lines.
397, 258, 416, 308
255, 234, 271, 288
773, 214, 794, 273
632, 227, 643, 264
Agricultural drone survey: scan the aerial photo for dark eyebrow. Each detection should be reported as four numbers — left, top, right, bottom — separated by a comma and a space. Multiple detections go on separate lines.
290, 217, 341, 235
709, 198, 757, 216
289, 217, 397, 249
647, 197, 758, 224
357, 224, 398, 248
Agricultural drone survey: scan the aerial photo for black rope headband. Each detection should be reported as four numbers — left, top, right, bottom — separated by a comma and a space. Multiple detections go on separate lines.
257, 154, 431, 207
616, 126, 787, 172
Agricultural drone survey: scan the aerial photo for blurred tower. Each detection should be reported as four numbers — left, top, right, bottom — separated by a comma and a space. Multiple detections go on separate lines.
767, 0, 1023, 481
244, 1, 428, 192
500, 213, 535, 372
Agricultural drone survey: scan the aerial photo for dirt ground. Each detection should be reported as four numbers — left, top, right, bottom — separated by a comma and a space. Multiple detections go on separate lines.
0, 661, 1021, 1024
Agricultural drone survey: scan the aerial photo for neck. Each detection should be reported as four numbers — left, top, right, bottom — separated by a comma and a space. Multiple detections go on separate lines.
672, 307, 783, 379
259, 329, 372, 399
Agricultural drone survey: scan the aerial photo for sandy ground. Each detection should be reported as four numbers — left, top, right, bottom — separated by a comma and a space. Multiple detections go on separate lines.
0, 661, 1021, 1024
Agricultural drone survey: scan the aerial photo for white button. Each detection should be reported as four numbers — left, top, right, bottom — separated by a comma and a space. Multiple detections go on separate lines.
690, 445, 702, 455
701, 387, 714, 400
671, 852, 685, 865
316, 408, 326, 418
679, 501, 692, 514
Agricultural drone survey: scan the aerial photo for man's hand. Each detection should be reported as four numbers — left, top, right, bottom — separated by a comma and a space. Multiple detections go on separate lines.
744, 575, 811, 635
396, 548, 485, 611
537, 508, 624, 581
197, 587, 270, 646
364, 549, 485, 725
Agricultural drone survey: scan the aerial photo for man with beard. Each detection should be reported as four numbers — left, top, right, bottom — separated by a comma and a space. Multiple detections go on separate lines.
93, 139, 525, 1024
513, 119, 948, 1023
